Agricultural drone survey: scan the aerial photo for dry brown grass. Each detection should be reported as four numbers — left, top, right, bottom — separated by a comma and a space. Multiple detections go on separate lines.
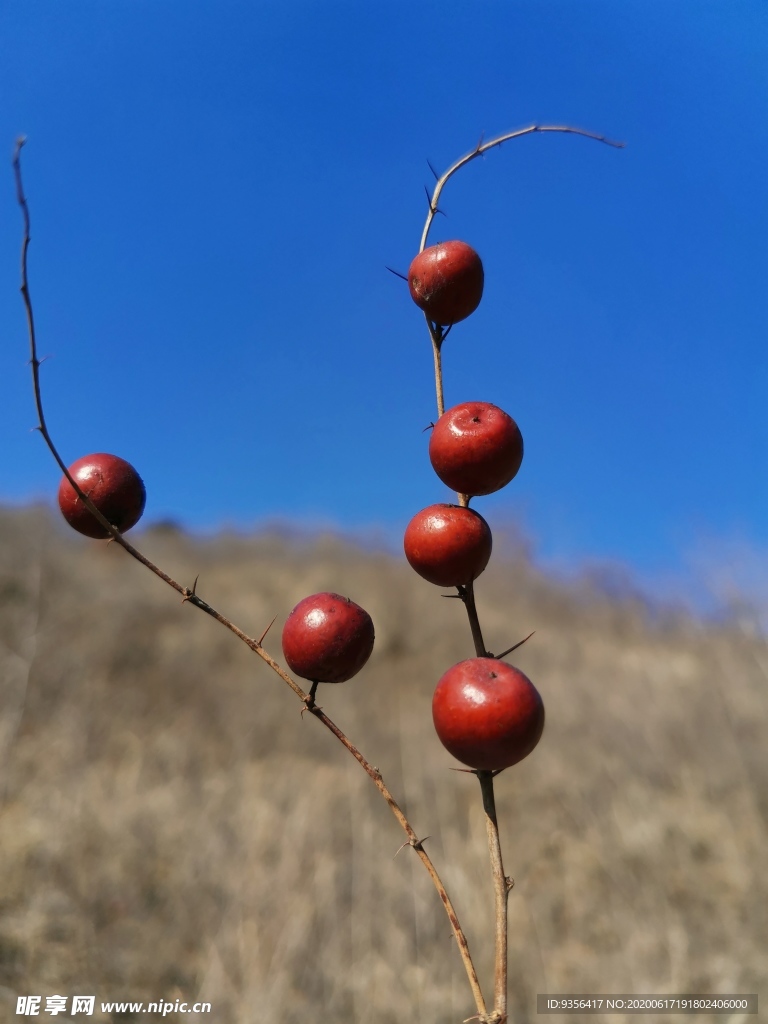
0, 506, 765, 1023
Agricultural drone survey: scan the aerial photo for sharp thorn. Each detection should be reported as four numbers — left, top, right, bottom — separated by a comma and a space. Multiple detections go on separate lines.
385, 265, 409, 281
257, 614, 277, 646
426, 158, 439, 181
495, 631, 536, 659
181, 574, 200, 604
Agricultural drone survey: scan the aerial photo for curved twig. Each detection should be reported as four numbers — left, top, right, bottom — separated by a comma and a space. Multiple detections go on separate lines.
422, 125, 622, 422
419, 123, 624, 254
12, 137, 488, 1022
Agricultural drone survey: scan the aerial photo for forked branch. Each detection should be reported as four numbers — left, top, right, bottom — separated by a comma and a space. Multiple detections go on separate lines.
12, 137, 488, 1022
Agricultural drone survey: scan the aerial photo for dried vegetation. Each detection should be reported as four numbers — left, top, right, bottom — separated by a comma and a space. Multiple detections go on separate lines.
0, 507, 765, 1023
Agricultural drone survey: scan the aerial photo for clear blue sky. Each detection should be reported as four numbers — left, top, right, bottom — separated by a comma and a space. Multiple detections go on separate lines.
1, 1, 766, 609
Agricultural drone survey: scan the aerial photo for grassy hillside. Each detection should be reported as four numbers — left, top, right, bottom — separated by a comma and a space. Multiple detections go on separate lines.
0, 507, 764, 1023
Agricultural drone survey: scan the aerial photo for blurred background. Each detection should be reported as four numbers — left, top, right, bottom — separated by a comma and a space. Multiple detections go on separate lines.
0, 2, 766, 1021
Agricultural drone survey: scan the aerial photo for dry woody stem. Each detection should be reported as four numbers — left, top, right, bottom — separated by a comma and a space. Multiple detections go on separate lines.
416, 125, 623, 1023
478, 771, 511, 1024
12, 137, 488, 1023
459, 582, 488, 658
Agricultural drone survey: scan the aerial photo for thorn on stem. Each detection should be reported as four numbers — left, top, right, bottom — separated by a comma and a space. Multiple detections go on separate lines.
427, 158, 439, 181
385, 265, 408, 282
494, 631, 535, 660
181, 574, 200, 603
394, 835, 431, 858
301, 679, 320, 716
257, 615, 277, 646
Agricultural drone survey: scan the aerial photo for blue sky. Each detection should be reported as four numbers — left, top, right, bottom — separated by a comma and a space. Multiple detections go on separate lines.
1, 1, 766, 610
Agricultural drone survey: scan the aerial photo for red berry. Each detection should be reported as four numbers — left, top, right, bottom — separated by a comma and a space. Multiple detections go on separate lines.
408, 241, 484, 326
404, 504, 492, 587
281, 592, 375, 683
432, 658, 544, 770
429, 401, 523, 496
58, 453, 146, 539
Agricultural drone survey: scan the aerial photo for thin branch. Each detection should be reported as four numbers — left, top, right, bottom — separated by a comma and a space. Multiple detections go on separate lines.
428, 321, 445, 417
478, 771, 511, 1024
419, 123, 624, 253
412, 125, 619, 1022
458, 582, 488, 658
12, 139, 488, 1022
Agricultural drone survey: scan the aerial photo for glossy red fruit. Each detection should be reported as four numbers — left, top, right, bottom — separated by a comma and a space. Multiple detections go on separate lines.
282, 592, 375, 683
58, 453, 146, 539
429, 401, 523, 496
404, 504, 492, 587
408, 241, 484, 326
432, 658, 544, 770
